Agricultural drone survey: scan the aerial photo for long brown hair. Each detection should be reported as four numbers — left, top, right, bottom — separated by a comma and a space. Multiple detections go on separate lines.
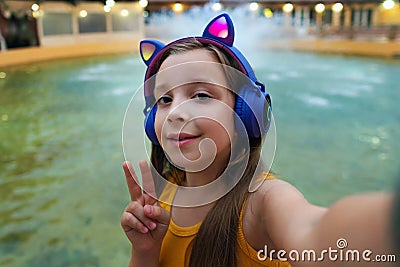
150, 39, 264, 267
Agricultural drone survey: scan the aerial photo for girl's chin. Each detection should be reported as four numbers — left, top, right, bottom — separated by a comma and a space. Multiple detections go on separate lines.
165, 154, 216, 173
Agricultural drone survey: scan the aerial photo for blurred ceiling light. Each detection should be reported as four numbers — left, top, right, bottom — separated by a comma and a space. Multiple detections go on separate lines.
173, 3, 183, 13
212, 2, 222, 11
382, 0, 395, 9
79, 10, 88, 18
315, 3, 325, 13
121, 9, 129, 17
332, 2, 344, 13
31, 3, 39, 11
106, 0, 116, 8
139, 0, 148, 8
104, 5, 111, 12
249, 2, 259, 11
282, 3, 294, 13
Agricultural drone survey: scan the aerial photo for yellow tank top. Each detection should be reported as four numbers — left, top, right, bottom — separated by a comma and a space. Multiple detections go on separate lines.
158, 173, 291, 267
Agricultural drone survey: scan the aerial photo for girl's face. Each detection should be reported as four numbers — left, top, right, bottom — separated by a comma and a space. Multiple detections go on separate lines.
153, 49, 236, 173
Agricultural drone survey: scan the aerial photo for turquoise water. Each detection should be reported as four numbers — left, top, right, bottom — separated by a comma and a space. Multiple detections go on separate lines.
0, 51, 399, 266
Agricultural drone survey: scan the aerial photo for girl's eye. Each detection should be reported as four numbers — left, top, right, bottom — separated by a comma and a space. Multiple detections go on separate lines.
157, 96, 172, 105
194, 93, 211, 100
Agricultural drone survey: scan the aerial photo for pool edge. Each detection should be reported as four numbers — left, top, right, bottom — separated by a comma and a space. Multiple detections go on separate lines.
262, 39, 400, 59
0, 41, 139, 68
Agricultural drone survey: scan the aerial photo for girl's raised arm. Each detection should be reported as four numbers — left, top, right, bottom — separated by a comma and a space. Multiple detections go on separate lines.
255, 179, 396, 267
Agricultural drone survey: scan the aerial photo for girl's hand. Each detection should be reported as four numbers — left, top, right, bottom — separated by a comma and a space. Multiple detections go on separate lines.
121, 160, 170, 253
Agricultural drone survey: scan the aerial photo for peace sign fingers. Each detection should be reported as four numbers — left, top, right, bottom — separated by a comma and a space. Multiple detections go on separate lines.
123, 160, 159, 205
138, 160, 158, 206
121, 160, 170, 250
123, 161, 143, 202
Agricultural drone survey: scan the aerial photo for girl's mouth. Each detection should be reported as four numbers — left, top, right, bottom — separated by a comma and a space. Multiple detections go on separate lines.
167, 133, 201, 147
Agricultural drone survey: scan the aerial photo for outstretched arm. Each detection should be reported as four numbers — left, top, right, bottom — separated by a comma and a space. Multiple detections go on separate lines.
258, 179, 396, 267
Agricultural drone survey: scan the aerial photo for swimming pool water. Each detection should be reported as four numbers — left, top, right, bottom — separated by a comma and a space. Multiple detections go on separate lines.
0, 51, 399, 266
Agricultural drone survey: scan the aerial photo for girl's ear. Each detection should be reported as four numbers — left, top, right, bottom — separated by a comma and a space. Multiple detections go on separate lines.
202, 13, 234, 47
140, 40, 165, 66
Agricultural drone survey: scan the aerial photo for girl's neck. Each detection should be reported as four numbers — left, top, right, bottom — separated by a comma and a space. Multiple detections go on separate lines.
182, 147, 232, 187
184, 160, 227, 187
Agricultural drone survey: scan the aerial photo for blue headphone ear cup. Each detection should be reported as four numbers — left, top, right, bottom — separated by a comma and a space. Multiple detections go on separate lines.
235, 84, 271, 138
144, 105, 160, 145
234, 90, 249, 137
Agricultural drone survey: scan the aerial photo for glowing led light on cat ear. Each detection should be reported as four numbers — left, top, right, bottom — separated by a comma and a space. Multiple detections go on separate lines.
139, 40, 165, 66
141, 42, 155, 61
209, 17, 228, 38
203, 13, 234, 47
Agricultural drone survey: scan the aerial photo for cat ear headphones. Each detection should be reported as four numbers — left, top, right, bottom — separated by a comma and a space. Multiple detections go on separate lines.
139, 13, 272, 146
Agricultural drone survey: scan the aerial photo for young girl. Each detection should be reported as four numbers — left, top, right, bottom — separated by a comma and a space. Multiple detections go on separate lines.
121, 14, 396, 267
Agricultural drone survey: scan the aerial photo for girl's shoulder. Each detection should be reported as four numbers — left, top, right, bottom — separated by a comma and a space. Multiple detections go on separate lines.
250, 172, 303, 201
249, 172, 295, 200
243, 173, 309, 251
246, 172, 307, 228
241, 173, 292, 251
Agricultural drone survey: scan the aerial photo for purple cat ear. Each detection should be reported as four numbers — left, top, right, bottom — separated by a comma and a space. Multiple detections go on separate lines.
140, 40, 165, 66
202, 13, 234, 47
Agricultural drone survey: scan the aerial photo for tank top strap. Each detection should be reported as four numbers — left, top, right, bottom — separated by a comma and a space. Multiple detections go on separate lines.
159, 182, 177, 212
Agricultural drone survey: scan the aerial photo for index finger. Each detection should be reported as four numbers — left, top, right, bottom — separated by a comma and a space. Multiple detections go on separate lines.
123, 161, 142, 201
139, 160, 157, 205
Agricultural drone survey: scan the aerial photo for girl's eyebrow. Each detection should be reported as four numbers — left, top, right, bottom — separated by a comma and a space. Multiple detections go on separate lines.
153, 81, 229, 97
153, 83, 168, 96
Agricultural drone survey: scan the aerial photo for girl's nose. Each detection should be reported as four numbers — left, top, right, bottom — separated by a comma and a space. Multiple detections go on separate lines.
167, 99, 191, 124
